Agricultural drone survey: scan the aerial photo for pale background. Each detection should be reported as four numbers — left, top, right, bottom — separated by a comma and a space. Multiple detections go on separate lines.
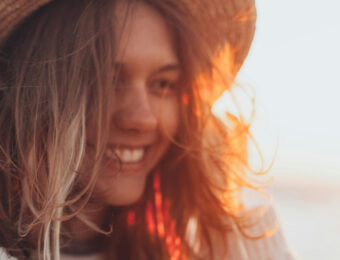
214, 0, 340, 259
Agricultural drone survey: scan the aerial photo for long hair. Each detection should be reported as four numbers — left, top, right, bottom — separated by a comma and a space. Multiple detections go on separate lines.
0, 0, 265, 259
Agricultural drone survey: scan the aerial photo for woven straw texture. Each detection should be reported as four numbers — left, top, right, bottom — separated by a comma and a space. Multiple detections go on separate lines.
175, 0, 256, 71
0, 0, 256, 68
0, 0, 51, 43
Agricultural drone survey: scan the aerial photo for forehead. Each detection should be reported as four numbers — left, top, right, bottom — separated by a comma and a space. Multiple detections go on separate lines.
112, 1, 178, 66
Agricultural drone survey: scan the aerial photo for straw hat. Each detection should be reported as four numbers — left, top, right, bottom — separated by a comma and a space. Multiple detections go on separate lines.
0, 0, 256, 72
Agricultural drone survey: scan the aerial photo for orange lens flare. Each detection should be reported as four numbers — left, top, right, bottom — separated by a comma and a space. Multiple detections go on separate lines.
148, 171, 183, 259
141, 172, 184, 258
154, 173, 165, 238
181, 93, 189, 105
146, 201, 156, 235
127, 210, 136, 226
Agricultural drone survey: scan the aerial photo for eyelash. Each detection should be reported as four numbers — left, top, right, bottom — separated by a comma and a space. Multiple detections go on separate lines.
149, 79, 175, 92
112, 74, 176, 95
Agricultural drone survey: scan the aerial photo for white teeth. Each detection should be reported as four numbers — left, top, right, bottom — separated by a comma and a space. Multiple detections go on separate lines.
105, 147, 144, 163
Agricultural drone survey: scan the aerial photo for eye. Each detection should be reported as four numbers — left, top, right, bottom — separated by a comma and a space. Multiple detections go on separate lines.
149, 78, 176, 95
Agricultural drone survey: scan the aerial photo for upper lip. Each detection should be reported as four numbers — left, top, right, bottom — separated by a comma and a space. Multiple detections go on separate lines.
86, 142, 154, 149
106, 143, 153, 149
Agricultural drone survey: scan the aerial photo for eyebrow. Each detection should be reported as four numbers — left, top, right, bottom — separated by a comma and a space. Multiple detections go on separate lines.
156, 64, 180, 73
112, 62, 180, 74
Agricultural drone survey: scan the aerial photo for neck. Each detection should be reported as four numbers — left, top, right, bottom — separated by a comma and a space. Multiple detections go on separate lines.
69, 204, 111, 240
62, 204, 111, 255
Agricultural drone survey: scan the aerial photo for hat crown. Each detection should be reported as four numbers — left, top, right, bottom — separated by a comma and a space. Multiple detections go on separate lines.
0, 0, 256, 72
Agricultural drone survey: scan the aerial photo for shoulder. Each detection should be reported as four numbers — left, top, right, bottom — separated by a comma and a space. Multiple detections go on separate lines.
194, 189, 298, 260
222, 188, 298, 260
0, 247, 17, 260
225, 202, 297, 260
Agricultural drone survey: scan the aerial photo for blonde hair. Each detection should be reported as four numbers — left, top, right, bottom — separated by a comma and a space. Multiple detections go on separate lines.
0, 0, 268, 259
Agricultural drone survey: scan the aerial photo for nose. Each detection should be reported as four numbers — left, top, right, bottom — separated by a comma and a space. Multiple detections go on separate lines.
113, 84, 158, 132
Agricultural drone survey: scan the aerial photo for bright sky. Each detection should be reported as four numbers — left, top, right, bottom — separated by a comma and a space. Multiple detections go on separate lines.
215, 0, 340, 184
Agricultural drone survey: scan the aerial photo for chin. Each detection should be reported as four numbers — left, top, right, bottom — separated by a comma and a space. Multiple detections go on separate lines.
99, 176, 148, 206
106, 191, 144, 206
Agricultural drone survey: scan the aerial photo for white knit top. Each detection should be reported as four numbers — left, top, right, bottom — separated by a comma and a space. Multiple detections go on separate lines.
224, 204, 296, 260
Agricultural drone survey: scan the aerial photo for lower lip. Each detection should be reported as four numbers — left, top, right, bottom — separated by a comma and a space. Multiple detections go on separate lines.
105, 148, 148, 174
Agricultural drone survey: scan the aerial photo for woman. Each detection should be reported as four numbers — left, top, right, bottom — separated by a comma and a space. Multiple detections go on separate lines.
0, 0, 295, 259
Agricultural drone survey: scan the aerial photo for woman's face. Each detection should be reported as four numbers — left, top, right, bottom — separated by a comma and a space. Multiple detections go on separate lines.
87, 2, 180, 206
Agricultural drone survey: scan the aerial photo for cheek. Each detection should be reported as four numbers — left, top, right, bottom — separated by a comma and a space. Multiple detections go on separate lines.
156, 97, 179, 139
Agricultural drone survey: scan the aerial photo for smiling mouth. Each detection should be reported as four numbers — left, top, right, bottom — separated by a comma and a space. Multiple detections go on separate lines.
105, 146, 147, 163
